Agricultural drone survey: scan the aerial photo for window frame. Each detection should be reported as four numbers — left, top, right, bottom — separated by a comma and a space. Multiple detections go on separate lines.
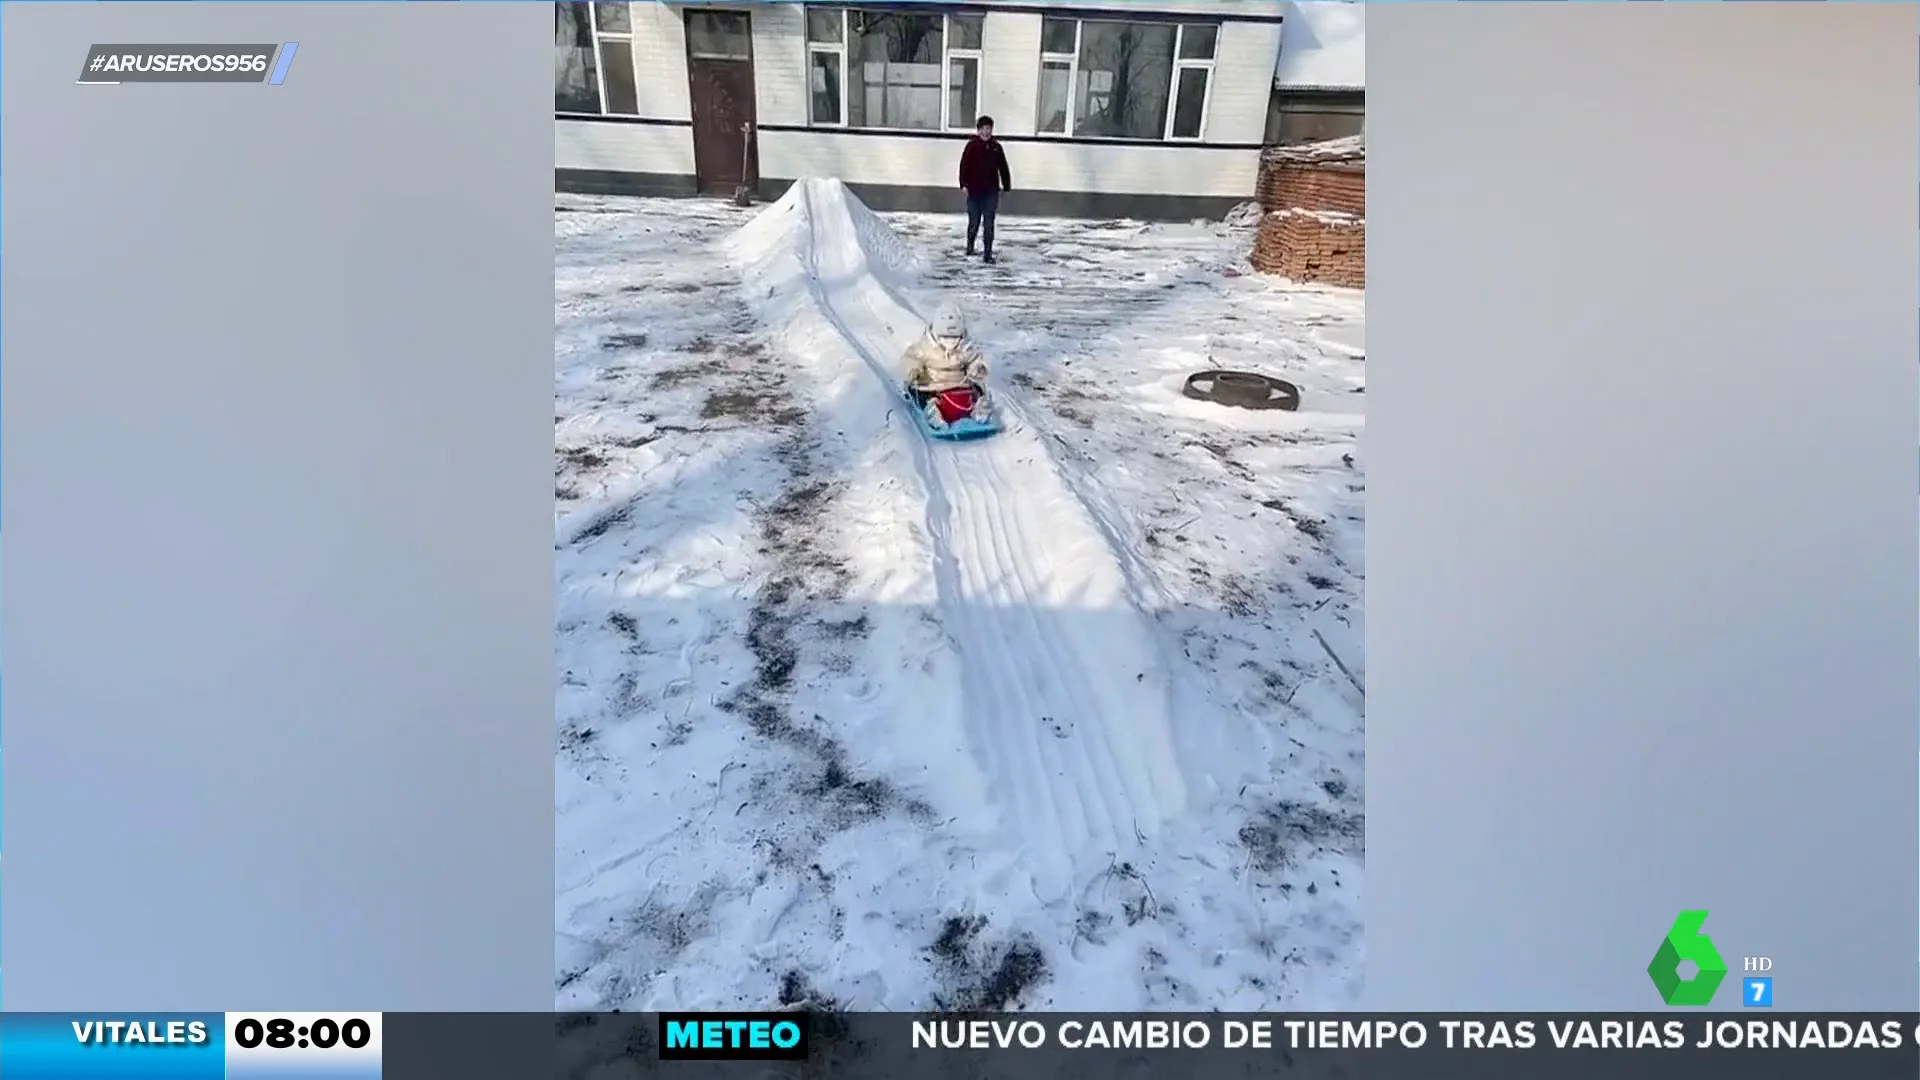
805, 6, 986, 132
1037, 15, 1220, 142
685, 8, 753, 62
555, 1, 641, 118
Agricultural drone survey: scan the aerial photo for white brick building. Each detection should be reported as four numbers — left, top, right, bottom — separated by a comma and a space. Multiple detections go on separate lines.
554, 0, 1291, 219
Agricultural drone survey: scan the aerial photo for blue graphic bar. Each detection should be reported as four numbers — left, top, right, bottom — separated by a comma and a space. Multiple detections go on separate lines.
0, 1014, 225, 1080
269, 42, 298, 86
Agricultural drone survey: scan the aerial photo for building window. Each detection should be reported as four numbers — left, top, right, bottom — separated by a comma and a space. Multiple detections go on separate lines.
806, 7, 985, 131
686, 9, 752, 61
555, 2, 639, 116
1036, 16, 1217, 140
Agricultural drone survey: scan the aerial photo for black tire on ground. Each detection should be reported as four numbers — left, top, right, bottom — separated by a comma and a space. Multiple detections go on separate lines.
1181, 370, 1301, 411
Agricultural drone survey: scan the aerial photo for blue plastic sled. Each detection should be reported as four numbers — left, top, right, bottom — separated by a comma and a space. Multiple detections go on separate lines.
903, 384, 1003, 441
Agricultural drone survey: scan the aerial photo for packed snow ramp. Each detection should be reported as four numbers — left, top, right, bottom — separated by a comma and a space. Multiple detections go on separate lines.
732, 179, 1190, 890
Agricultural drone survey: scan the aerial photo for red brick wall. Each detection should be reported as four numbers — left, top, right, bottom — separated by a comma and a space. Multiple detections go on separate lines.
1255, 163, 1365, 217
1250, 156, 1365, 288
1251, 212, 1365, 289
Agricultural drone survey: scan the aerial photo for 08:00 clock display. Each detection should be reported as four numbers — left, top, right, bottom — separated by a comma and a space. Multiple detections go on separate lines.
233, 1017, 372, 1050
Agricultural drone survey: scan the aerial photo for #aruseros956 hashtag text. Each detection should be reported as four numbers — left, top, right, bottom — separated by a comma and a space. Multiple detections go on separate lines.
89, 52, 267, 75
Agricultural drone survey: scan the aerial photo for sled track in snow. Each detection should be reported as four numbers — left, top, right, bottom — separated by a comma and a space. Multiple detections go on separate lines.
789, 182, 1189, 891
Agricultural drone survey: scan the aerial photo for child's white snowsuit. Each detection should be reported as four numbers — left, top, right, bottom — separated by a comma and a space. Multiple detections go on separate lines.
903, 306, 988, 392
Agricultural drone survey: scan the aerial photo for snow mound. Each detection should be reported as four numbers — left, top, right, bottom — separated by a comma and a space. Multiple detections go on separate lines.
728, 172, 1196, 900
1277, 1, 1364, 90
728, 177, 921, 286
1224, 201, 1264, 228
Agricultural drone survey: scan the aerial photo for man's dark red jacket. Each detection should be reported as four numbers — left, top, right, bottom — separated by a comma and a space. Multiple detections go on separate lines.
959, 137, 1011, 196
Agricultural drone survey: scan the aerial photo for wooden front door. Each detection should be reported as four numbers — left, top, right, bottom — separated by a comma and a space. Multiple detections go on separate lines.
684, 10, 758, 195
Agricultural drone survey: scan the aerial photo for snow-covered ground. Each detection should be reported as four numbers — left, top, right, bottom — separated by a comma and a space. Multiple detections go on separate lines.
554, 182, 1366, 1012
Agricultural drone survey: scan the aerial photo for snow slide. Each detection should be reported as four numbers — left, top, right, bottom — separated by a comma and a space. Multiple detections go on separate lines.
730, 180, 1190, 895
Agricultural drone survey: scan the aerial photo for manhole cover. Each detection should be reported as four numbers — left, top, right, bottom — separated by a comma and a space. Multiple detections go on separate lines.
1182, 370, 1301, 411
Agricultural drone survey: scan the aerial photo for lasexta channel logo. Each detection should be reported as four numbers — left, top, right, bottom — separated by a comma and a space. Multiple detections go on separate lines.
1648, 909, 1728, 1006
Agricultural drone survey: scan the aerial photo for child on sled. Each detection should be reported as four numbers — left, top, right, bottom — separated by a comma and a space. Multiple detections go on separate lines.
902, 304, 991, 429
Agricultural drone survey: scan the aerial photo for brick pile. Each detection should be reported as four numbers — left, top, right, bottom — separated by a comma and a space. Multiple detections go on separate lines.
1249, 135, 1365, 289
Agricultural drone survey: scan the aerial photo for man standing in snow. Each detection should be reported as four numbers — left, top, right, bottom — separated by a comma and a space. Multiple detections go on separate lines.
958, 115, 1011, 263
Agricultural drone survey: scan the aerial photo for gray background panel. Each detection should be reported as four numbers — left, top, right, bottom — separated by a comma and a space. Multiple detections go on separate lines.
1, 2, 555, 1009
1366, 1, 1918, 1010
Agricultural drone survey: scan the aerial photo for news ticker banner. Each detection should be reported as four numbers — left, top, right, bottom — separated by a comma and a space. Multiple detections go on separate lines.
76, 44, 301, 86
6, 1012, 1920, 1079
588, 1012, 1920, 1079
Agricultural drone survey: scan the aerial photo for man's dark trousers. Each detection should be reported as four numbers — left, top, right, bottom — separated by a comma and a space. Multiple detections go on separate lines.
966, 190, 999, 257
